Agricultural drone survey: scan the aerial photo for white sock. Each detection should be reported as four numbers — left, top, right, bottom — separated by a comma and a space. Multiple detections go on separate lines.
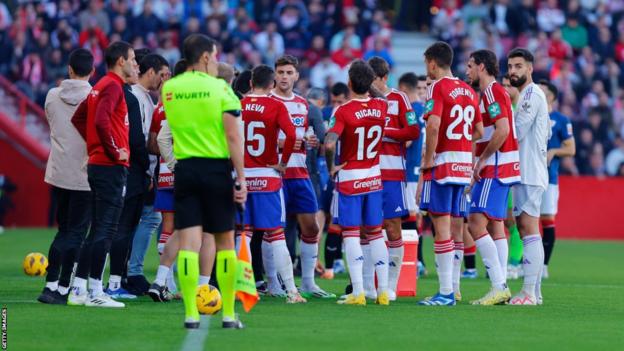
58, 286, 69, 295
452, 242, 464, 293
45, 280, 59, 291
343, 235, 364, 295
235, 231, 252, 258
300, 240, 318, 289
494, 238, 509, 281
271, 240, 297, 293
72, 277, 87, 295
434, 239, 455, 295
475, 235, 506, 290
361, 241, 374, 294
521, 234, 544, 296
199, 275, 210, 286
388, 240, 404, 293
369, 237, 389, 293
167, 264, 178, 293
154, 265, 170, 286
535, 264, 543, 299
88, 278, 103, 296
262, 240, 278, 288
107, 275, 122, 291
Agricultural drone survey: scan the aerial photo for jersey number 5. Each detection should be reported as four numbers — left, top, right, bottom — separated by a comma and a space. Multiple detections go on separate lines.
355, 125, 382, 160
446, 105, 475, 141
247, 121, 265, 156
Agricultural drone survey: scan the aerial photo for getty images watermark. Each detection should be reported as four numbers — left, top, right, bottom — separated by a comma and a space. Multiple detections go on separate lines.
2, 306, 6, 350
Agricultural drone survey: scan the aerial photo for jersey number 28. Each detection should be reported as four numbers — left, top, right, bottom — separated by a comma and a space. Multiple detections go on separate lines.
446, 105, 475, 141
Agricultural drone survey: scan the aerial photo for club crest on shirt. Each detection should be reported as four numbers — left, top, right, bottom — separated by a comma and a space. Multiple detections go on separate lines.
521, 101, 530, 113
488, 102, 501, 118
425, 100, 434, 113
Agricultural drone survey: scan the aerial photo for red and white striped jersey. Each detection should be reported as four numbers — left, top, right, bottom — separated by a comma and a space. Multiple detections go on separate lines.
270, 92, 309, 179
423, 77, 480, 185
476, 81, 521, 184
380, 89, 420, 181
242, 95, 297, 192
149, 102, 174, 189
328, 97, 387, 195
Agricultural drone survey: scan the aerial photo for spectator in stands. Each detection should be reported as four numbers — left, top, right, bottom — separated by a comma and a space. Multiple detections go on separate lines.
606, 135, 624, 176
548, 29, 573, 62
562, 15, 588, 52
364, 36, 394, 68
79, 0, 110, 34
46, 49, 67, 85
133, 0, 162, 41
157, 32, 181, 68
310, 56, 342, 89
111, 15, 132, 43
152, 0, 183, 27
305, 35, 328, 67
329, 25, 361, 52
592, 27, 614, 64
616, 33, 624, 64
537, 0, 566, 33
331, 38, 362, 69
254, 21, 285, 66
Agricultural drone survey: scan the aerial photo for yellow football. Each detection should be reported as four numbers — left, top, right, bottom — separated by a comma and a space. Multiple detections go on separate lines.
196, 284, 222, 315
23, 252, 48, 276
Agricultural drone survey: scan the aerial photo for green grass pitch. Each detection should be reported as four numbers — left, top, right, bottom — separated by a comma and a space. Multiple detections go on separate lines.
1, 229, 623, 351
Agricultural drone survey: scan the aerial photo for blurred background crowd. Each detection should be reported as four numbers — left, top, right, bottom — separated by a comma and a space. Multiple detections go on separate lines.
0, 0, 623, 177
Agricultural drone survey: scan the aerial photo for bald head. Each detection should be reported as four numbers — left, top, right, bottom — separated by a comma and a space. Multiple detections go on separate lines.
217, 62, 236, 85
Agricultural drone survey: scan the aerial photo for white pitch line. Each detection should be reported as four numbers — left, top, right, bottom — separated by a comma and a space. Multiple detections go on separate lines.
179, 315, 211, 351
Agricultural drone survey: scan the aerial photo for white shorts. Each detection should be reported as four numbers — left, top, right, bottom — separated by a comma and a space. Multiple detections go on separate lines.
512, 184, 545, 218
540, 184, 559, 216
405, 181, 419, 213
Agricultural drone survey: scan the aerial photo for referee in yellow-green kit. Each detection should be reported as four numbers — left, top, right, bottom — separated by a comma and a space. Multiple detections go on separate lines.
162, 34, 247, 330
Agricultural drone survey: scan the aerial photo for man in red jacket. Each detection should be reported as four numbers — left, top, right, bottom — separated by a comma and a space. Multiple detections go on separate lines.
68, 41, 137, 308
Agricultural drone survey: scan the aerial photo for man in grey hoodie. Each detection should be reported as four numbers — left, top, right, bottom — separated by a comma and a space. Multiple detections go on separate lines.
38, 48, 94, 304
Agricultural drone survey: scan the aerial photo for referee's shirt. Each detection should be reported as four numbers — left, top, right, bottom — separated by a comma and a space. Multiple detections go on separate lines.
161, 70, 242, 232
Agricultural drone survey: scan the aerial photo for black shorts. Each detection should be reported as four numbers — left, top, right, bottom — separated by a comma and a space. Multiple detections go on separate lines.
174, 158, 235, 233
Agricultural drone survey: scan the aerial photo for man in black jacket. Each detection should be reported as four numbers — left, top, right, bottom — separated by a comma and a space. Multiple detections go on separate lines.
104, 62, 151, 299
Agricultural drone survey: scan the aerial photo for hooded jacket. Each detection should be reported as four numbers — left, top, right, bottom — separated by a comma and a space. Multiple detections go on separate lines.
44, 79, 92, 191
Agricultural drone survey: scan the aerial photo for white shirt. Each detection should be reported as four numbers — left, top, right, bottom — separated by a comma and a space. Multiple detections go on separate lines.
515, 82, 551, 189
131, 84, 158, 176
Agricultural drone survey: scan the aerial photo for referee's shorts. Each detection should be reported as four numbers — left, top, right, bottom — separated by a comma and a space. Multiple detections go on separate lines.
174, 157, 235, 233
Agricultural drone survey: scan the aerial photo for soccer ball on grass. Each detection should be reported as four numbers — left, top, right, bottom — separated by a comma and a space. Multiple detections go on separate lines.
23, 252, 48, 276
196, 284, 222, 315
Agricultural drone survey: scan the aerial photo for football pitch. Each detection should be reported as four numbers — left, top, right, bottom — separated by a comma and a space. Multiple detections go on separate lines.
1, 229, 623, 351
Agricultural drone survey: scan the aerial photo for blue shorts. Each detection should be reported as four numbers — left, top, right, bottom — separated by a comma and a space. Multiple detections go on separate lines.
469, 178, 510, 220
420, 181, 465, 217
459, 192, 469, 218
236, 191, 285, 231
337, 191, 383, 228
154, 188, 174, 212
283, 178, 318, 214
382, 181, 409, 220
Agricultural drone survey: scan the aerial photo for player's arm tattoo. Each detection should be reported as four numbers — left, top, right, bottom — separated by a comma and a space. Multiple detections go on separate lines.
324, 132, 339, 174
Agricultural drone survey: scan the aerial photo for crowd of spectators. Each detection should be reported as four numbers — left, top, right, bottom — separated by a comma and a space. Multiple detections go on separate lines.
431, 0, 624, 177
1, 0, 624, 176
0, 0, 393, 105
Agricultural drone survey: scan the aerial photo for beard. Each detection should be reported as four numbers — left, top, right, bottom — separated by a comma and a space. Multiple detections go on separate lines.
510, 74, 527, 88
469, 76, 480, 90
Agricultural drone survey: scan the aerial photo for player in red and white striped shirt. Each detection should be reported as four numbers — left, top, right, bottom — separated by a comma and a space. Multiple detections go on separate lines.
239, 64, 307, 304
270, 55, 334, 299
368, 57, 421, 301
325, 60, 389, 306
419, 42, 482, 306
465, 49, 520, 305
